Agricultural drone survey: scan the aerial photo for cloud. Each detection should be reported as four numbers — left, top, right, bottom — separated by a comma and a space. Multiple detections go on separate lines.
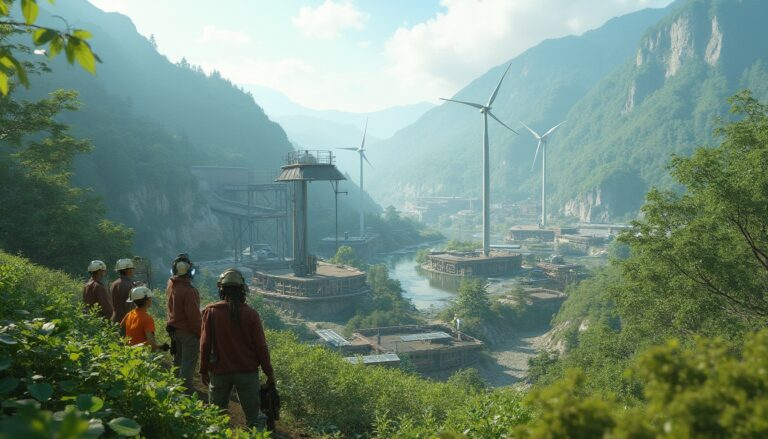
197, 25, 251, 45
293, 0, 368, 39
384, 0, 672, 101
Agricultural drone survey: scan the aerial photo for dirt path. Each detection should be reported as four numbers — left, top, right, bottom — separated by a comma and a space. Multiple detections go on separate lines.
476, 330, 550, 387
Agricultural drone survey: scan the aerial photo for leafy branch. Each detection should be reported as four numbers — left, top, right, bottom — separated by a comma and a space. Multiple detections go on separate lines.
0, 0, 100, 95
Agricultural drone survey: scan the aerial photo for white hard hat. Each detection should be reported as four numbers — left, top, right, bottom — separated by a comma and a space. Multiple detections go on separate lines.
114, 258, 135, 272
218, 268, 246, 287
87, 260, 107, 272
127, 286, 154, 302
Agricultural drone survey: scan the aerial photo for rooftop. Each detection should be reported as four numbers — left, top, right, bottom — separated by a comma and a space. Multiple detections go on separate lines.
428, 250, 521, 263
258, 261, 365, 281
355, 326, 483, 354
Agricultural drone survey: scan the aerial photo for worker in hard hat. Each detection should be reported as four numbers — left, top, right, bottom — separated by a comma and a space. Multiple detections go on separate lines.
111, 258, 137, 324
119, 286, 169, 352
200, 268, 275, 429
83, 260, 113, 320
166, 253, 201, 394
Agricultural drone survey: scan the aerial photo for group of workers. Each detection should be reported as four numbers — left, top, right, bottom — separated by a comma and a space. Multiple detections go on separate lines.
82, 253, 276, 429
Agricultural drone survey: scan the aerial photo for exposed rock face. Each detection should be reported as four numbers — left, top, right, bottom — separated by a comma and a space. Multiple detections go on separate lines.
666, 15, 695, 78
564, 189, 611, 223
623, 8, 724, 114
705, 16, 723, 66
124, 185, 224, 262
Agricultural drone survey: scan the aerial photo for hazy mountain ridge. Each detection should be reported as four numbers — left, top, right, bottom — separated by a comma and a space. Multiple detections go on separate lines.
365, 5, 672, 211
13, 0, 380, 262
552, 0, 768, 221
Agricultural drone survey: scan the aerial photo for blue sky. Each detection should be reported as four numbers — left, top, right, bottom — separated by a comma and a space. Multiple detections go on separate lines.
89, 0, 673, 112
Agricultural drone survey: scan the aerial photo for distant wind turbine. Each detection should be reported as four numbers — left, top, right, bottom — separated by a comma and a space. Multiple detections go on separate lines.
440, 63, 517, 256
520, 121, 565, 228
336, 119, 371, 238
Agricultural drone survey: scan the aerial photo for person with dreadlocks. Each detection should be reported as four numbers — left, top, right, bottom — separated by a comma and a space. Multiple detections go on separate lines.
199, 268, 275, 429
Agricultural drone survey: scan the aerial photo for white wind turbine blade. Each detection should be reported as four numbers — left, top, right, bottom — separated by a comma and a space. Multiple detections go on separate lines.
531, 140, 542, 170
487, 62, 513, 107
488, 111, 518, 134
519, 121, 541, 140
542, 121, 566, 139
362, 151, 373, 168
336, 147, 358, 151
360, 118, 368, 150
440, 98, 484, 110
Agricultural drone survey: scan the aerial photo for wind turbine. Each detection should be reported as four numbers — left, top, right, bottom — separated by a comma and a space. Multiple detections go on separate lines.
440, 63, 517, 256
520, 121, 565, 228
336, 119, 371, 238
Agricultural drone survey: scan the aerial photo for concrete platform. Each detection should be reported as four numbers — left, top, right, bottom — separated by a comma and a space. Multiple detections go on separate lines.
423, 250, 522, 277
254, 261, 369, 320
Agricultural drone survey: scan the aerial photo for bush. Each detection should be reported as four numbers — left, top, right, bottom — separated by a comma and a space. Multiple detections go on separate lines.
0, 252, 264, 438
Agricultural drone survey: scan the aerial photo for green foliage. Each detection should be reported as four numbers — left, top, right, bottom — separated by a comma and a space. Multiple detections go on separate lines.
366, 207, 444, 253
444, 240, 481, 252
414, 248, 430, 264
0, 90, 132, 274
0, 0, 100, 94
620, 90, 768, 335
329, 245, 361, 268
0, 251, 268, 438
346, 264, 420, 332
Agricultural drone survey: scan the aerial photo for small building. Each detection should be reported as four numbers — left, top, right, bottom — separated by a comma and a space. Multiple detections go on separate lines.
352, 325, 484, 372
344, 353, 401, 367
254, 261, 369, 320
424, 250, 522, 277
508, 226, 556, 242
557, 234, 607, 251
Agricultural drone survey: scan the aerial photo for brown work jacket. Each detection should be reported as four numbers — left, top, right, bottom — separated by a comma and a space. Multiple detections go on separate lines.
110, 276, 135, 324
166, 276, 202, 337
199, 301, 274, 377
83, 278, 112, 319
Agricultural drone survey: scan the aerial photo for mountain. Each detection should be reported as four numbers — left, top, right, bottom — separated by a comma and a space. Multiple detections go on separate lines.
12, 0, 379, 263
368, 0, 768, 224
246, 84, 434, 139
551, 0, 768, 221
365, 5, 672, 213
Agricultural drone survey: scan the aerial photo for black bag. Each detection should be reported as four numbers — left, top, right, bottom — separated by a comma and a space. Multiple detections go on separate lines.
259, 383, 280, 431
165, 325, 177, 355
207, 309, 218, 364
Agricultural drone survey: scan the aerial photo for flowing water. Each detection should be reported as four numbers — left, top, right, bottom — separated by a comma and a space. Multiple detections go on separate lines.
385, 253, 459, 312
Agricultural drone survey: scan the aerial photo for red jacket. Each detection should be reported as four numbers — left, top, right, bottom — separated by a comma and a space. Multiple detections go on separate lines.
166, 276, 202, 337
83, 278, 112, 319
199, 301, 274, 377
110, 276, 135, 324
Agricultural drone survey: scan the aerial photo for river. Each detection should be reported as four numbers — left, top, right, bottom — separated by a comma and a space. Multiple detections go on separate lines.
384, 252, 459, 312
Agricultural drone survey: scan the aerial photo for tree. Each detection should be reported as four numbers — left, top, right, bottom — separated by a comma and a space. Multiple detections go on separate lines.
619, 91, 768, 337
0, 0, 100, 94
330, 245, 360, 268
0, 90, 132, 274
454, 278, 492, 320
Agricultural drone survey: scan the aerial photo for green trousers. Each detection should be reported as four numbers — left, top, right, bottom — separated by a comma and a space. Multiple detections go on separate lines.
209, 371, 265, 429
172, 331, 199, 395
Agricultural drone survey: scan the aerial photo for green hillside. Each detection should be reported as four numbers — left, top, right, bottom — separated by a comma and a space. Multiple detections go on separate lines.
366, 5, 671, 211
369, 0, 768, 223
10, 0, 381, 263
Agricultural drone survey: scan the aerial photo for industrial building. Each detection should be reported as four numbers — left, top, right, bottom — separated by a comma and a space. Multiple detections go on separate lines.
423, 250, 522, 277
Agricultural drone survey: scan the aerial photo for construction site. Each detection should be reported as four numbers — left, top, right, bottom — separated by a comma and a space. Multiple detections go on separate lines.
251, 150, 370, 320
316, 325, 484, 372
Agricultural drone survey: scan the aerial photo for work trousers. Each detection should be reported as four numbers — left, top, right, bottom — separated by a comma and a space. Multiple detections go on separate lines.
209, 371, 264, 428
173, 330, 199, 394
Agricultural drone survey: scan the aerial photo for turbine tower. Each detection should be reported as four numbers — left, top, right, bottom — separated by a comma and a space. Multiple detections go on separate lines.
441, 63, 517, 256
521, 121, 565, 228
336, 119, 371, 237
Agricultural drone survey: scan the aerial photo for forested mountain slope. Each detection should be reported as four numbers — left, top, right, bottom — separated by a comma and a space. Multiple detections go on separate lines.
12, 0, 379, 261
366, 5, 671, 212
369, 0, 768, 223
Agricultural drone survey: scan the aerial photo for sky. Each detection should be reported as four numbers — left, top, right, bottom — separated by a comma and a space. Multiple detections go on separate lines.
88, 0, 673, 113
